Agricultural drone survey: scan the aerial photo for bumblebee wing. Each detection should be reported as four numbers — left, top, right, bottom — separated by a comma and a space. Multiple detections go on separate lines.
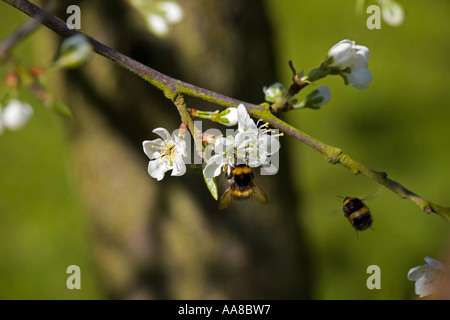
217, 188, 234, 210
362, 187, 383, 202
249, 181, 268, 205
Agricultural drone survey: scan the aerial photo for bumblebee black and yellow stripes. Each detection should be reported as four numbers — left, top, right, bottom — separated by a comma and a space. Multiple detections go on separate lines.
218, 164, 268, 210
342, 197, 373, 231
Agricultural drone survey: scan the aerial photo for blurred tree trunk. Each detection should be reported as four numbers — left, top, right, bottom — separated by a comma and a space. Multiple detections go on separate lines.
56, 0, 313, 299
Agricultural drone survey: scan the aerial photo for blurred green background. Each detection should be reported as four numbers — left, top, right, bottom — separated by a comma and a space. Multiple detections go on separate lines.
267, 0, 450, 299
0, 0, 449, 299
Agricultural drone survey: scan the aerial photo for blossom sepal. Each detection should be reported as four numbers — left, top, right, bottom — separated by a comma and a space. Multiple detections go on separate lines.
204, 175, 218, 200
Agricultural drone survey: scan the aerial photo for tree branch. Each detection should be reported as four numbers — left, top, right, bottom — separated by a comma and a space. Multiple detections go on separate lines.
2, 0, 449, 221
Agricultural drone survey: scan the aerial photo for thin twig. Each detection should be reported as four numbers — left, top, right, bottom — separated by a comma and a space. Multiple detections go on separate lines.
0, 0, 54, 58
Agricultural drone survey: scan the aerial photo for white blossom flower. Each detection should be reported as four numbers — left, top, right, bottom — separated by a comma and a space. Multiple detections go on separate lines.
407, 257, 447, 298
327, 39, 372, 89
235, 104, 280, 167
203, 136, 236, 179
142, 127, 187, 181
1, 99, 34, 131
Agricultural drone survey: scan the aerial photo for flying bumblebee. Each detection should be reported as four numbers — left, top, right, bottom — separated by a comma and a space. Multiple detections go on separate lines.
218, 164, 268, 210
341, 196, 373, 232
340, 188, 382, 232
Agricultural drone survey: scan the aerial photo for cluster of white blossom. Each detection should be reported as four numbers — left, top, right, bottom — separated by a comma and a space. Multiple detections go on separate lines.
142, 104, 280, 181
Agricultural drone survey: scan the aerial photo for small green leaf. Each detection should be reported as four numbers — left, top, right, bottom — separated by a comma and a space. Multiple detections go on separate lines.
49, 99, 73, 118
204, 176, 218, 200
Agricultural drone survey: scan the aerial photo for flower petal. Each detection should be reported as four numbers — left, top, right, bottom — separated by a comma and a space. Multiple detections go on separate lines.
153, 127, 172, 142
407, 265, 427, 281
203, 154, 226, 178
347, 67, 372, 90
143, 139, 165, 159
328, 39, 355, 69
424, 257, 446, 271
147, 158, 168, 181
171, 158, 186, 176
237, 104, 257, 132
414, 270, 443, 298
354, 45, 370, 62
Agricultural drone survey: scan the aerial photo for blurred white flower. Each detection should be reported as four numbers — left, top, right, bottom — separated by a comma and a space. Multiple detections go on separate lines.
158, 1, 183, 24
142, 127, 187, 181
380, 0, 404, 27
147, 14, 170, 36
407, 257, 447, 298
0, 99, 34, 132
131, 0, 184, 37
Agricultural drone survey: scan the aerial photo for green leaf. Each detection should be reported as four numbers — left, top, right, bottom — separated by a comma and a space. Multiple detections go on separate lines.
49, 99, 73, 118
204, 176, 218, 200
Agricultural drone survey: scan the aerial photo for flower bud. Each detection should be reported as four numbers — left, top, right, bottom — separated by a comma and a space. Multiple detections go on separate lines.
263, 82, 286, 104
293, 86, 331, 109
52, 34, 93, 69
218, 107, 238, 126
